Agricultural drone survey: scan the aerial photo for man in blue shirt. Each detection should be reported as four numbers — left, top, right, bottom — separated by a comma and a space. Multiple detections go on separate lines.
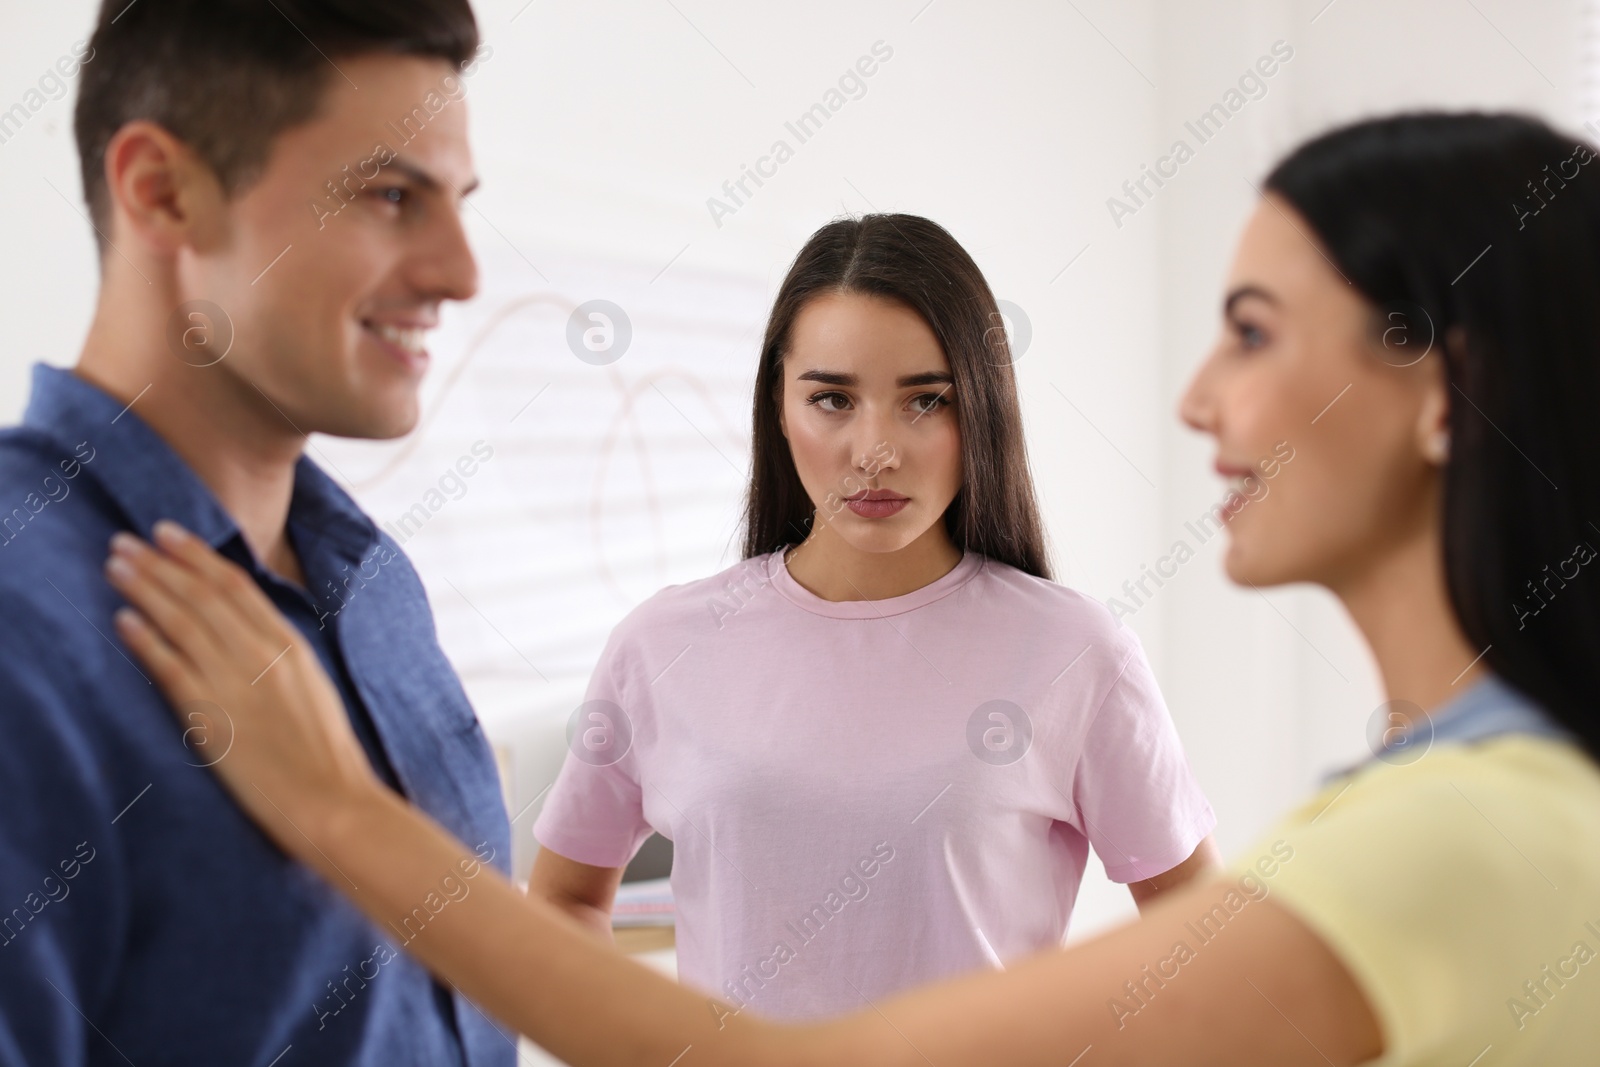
0, 2, 512, 1064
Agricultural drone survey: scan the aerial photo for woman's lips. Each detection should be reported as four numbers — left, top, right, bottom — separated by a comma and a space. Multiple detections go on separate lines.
847, 498, 907, 518
1213, 459, 1255, 525
845, 490, 909, 519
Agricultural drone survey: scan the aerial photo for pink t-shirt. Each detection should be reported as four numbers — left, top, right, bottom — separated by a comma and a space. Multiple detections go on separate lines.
533, 550, 1214, 1020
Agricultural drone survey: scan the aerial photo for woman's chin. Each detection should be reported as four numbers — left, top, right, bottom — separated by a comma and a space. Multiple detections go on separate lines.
1222, 537, 1301, 590
834, 515, 931, 556
1222, 537, 1263, 587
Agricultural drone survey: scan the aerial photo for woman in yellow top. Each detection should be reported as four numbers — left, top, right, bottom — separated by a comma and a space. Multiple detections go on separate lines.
105, 110, 1600, 1065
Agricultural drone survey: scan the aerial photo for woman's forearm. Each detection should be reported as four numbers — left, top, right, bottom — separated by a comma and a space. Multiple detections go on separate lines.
305, 785, 869, 1067
1129, 835, 1225, 912
101, 518, 1382, 1066
222, 776, 1390, 1067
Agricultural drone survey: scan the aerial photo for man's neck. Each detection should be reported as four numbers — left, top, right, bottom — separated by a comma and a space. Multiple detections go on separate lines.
75, 306, 308, 586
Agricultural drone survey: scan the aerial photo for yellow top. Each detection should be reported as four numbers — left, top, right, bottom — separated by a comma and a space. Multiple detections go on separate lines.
1229, 734, 1600, 1066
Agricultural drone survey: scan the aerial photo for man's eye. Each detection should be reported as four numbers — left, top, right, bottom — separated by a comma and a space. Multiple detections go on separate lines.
372, 187, 409, 207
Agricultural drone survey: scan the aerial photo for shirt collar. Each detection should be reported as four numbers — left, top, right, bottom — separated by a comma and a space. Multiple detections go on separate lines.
22, 362, 376, 563
1323, 672, 1574, 785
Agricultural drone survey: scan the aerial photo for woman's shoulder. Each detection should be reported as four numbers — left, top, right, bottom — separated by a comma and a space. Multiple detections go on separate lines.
1311, 676, 1600, 824
966, 555, 1147, 659
605, 552, 783, 647
1231, 734, 1600, 1063
1415, 733, 1589, 805
1247, 731, 1600, 897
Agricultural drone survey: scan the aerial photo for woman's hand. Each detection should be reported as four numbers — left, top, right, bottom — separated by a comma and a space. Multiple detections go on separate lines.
104, 520, 383, 855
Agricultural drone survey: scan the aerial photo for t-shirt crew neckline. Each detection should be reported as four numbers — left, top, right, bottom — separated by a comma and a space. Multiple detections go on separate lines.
767, 547, 986, 620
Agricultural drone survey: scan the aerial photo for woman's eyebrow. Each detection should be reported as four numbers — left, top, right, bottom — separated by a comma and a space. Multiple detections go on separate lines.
897, 371, 953, 387
795, 370, 854, 385
793, 370, 954, 386
1224, 285, 1279, 316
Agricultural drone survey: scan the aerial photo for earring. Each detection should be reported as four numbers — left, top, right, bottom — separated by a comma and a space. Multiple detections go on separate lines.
1426, 429, 1450, 463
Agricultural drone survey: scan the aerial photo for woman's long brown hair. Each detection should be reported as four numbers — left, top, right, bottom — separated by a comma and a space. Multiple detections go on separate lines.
740, 213, 1053, 580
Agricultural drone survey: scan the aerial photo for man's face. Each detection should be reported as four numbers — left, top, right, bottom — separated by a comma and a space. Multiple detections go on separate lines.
188, 54, 480, 439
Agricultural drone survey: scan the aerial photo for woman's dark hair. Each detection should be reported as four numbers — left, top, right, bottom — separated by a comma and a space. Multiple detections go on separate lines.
73, 0, 481, 252
741, 213, 1053, 580
1265, 112, 1600, 759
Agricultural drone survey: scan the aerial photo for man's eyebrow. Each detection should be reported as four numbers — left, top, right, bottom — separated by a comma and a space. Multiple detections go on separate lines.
793, 370, 955, 387
387, 156, 481, 198
1224, 285, 1278, 316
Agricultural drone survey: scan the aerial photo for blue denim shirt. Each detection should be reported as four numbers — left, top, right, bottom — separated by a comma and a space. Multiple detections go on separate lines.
0, 364, 514, 1067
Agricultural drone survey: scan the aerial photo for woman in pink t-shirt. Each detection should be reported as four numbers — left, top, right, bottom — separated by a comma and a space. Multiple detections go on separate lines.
522, 213, 1218, 1020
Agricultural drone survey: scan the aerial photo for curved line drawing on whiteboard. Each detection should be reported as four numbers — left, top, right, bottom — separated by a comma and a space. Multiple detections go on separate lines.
589, 368, 748, 603
345, 282, 756, 610
351, 293, 575, 491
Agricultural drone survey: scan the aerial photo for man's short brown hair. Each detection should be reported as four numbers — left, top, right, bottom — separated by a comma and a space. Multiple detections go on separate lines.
72, 0, 480, 251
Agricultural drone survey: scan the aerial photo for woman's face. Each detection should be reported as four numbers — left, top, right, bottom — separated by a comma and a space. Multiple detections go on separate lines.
778, 290, 963, 556
1178, 194, 1450, 589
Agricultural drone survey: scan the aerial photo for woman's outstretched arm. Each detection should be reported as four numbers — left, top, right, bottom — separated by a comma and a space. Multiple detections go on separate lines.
104, 523, 1383, 1067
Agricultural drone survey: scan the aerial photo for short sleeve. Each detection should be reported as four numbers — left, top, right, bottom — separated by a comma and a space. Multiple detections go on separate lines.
1227, 740, 1600, 1066
1071, 639, 1216, 883
531, 625, 654, 869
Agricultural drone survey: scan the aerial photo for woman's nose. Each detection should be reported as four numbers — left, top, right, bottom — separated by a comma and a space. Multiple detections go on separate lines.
856, 438, 899, 477
1178, 356, 1219, 435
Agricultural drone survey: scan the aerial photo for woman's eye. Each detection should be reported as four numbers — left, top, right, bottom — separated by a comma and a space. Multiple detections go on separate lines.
1235, 321, 1267, 349
911, 391, 951, 414
808, 392, 849, 412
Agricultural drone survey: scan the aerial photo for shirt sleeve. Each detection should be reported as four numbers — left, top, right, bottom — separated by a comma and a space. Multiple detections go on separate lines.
0, 617, 126, 1067
531, 623, 654, 869
1226, 740, 1600, 1066
1070, 636, 1216, 883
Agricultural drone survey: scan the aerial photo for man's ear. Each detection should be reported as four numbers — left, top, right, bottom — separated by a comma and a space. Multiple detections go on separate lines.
102, 120, 227, 257
1415, 326, 1460, 466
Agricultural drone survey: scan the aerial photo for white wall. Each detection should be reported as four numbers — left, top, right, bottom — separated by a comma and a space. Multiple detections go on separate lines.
0, 0, 1587, 953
